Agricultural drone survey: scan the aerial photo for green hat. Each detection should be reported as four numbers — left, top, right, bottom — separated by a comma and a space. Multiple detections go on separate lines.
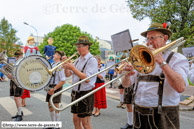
75, 36, 92, 45
141, 23, 172, 38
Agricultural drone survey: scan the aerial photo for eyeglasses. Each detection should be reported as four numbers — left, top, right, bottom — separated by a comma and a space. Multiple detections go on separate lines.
76, 45, 85, 48
145, 35, 164, 42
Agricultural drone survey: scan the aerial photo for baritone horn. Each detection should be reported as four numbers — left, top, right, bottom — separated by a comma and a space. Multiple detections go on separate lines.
0, 50, 13, 77
50, 37, 185, 111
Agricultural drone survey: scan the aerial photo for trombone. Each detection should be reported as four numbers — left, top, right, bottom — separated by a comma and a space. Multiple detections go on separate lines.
38, 52, 78, 75
50, 37, 186, 111
50, 58, 129, 111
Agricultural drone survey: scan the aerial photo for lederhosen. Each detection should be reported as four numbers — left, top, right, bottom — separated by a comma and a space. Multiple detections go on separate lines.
46, 62, 62, 103
133, 52, 180, 129
123, 84, 134, 104
10, 80, 23, 97
71, 56, 94, 118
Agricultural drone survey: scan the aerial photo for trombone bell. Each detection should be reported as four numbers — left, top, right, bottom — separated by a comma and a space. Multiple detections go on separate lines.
129, 37, 185, 74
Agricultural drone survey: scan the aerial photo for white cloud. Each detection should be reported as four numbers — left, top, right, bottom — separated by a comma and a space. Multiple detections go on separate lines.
0, 0, 150, 45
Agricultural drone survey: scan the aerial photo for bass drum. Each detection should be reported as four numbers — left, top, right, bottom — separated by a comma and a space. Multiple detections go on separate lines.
12, 55, 52, 91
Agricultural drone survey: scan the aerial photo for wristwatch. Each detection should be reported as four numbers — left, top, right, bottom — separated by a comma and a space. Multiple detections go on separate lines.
160, 61, 167, 68
53, 87, 57, 91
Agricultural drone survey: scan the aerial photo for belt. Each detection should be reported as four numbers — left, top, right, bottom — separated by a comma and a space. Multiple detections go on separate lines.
134, 104, 179, 115
72, 89, 93, 94
138, 75, 160, 82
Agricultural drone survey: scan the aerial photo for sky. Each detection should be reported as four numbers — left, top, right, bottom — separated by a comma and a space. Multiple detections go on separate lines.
0, 0, 150, 45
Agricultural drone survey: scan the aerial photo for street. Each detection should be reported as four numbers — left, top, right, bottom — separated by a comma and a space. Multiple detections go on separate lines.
0, 81, 194, 129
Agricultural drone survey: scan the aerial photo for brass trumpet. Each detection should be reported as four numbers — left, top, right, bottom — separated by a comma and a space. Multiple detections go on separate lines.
48, 52, 78, 75
50, 37, 185, 111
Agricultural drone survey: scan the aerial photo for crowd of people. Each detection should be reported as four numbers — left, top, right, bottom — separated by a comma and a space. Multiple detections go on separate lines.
1, 22, 193, 129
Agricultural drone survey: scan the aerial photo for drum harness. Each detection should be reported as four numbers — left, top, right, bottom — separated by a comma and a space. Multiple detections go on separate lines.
49, 62, 61, 89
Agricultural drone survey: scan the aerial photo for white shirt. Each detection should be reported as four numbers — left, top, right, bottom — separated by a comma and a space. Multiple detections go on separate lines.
50, 61, 66, 84
130, 51, 189, 107
188, 63, 194, 84
72, 52, 98, 91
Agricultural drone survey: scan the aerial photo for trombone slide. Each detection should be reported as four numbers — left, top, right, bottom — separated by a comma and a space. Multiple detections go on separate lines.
50, 70, 131, 111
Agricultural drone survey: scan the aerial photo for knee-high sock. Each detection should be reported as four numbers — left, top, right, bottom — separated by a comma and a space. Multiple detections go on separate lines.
55, 112, 61, 121
120, 94, 124, 103
17, 107, 23, 115
127, 111, 133, 125
50, 111, 56, 121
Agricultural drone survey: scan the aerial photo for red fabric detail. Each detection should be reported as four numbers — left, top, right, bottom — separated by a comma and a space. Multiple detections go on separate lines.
34, 46, 39, 53
163, 23, 167, 28
93, 83, 107, 109
24, 46, 39, 54
21, 89, 31, 99
24, 46, 28, 54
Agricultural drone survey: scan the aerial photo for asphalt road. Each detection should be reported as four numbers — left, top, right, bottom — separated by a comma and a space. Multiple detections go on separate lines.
0, 81, 194, 129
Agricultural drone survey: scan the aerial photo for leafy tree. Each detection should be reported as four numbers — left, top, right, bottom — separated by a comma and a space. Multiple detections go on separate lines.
0, 17, 20, 56
127, 0, 194, 53
38, 24, 100, 57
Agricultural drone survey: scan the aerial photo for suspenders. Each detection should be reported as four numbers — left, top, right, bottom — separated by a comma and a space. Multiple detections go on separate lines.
75, 56, 93, 92
134, 52, 175, 114
51, 62, 61, 85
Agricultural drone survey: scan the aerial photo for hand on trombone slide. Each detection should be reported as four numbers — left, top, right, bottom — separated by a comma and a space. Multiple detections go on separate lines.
122, 64, 135, 77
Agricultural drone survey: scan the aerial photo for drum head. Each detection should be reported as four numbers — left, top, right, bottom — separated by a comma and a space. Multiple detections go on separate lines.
15, 55, 52, 91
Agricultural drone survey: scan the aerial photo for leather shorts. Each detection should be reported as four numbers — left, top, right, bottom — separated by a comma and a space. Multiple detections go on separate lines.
71, 90, 94, 118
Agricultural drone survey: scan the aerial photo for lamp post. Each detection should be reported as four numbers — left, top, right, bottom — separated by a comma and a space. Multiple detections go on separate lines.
23, 22, 38, 46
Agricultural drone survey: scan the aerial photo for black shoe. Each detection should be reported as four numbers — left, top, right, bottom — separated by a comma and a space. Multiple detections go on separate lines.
120, 123, 133, 129
12, 111, 23, 119
109, 86, 112, 88
14, 115, 23, 121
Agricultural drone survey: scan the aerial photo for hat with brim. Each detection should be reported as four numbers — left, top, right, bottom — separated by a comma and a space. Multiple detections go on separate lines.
55, 50, 65, 57
27, 36, 34, 42
141, 23, 172, 38
74, 36, 92, 45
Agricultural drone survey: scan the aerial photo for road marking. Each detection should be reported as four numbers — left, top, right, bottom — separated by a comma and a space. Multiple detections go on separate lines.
180, 115, 194, 121
31, 93, 47, 102
106, 89, 118, 94
0, 97, 32, 116
31, 93, 68, 107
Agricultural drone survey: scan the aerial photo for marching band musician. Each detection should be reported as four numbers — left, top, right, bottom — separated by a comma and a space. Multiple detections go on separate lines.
8, 50, 24, 121
117, 61, 127, 109
44, 37, 56, 64
122, 23, 189, 129
117, 59, 133, 129
46, 50, 66, 123
63, 36, 98, 129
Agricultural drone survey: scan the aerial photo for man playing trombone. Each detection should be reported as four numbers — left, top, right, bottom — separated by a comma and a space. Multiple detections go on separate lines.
63, 36, 98, 129
122, 23, 189, 129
